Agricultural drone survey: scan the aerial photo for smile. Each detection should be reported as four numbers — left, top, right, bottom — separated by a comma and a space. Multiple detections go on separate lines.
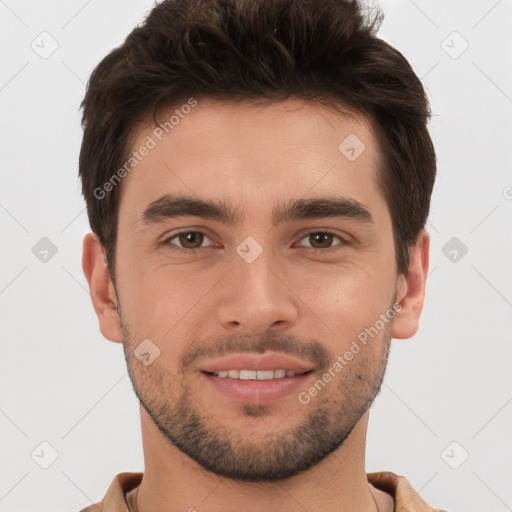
206, 369, 313, 380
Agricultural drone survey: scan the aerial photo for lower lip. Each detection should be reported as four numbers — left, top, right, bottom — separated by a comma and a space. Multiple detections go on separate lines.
200, 371, 313, 405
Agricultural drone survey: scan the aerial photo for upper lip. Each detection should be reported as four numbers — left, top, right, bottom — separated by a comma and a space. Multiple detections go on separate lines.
199, 352, 315, 374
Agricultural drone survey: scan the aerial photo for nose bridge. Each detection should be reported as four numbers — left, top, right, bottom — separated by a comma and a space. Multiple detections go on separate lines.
236, 243, 277, 298
215, 238, 298, 332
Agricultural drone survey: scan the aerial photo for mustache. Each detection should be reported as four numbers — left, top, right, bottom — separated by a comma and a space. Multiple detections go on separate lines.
180, 333, 332, 372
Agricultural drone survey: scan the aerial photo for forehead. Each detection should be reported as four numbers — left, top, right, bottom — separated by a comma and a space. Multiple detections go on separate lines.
118, 96, 386, 225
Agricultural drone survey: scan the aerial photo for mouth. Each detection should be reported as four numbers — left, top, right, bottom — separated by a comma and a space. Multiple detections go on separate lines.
199, 351, 315, 376
198, 352, 316, 405
200, 369, 314, 405
202, 369, 314, 380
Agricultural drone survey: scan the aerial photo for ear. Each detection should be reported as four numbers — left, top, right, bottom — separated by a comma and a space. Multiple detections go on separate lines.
82, 232, 123, 343
391, 229, 430, 339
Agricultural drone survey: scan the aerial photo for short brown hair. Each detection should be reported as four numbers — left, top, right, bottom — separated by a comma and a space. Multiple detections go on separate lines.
79, 0, 436, 278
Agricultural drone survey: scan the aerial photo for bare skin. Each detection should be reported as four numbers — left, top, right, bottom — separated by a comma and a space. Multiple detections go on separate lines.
83, 97, 429, 512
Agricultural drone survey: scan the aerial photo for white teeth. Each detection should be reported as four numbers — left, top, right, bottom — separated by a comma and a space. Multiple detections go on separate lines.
257, 370, 275, 380
239, 370, 256, 380
212, 369, 298, 380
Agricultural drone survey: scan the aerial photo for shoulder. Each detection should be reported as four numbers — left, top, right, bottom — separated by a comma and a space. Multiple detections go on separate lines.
367, 471, 447, 512
77, 472, 144, 512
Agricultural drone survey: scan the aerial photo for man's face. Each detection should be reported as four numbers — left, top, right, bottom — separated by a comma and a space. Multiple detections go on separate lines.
113, 97, 400, 481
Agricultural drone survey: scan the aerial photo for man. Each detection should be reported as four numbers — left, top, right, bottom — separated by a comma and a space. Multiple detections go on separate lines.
79, 0, 444, 510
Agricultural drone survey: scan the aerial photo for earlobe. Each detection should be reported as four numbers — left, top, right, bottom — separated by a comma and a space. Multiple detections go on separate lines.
82, 232, 123, 343
391, 229, 430, 340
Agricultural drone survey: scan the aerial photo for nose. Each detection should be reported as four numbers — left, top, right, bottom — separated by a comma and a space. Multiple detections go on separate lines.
215, 247, 300, 334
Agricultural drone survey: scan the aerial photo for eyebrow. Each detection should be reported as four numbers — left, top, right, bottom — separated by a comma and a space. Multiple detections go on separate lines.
139, 194, 374, 228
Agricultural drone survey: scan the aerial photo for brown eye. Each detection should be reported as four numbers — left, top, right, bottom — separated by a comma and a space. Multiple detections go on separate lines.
297, 231, 347, 251
309, 232, 334, 249
164, 231, 212, 252
177, 232, 204, 249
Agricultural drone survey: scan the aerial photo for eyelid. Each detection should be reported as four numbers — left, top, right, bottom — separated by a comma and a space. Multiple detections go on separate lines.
294, 229, 349, 249
161, 225, 215, 241
295, 227, 351, 242
162, 229, 216, 247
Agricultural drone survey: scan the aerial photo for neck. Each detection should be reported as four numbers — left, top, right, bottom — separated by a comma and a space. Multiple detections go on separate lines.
135, 407, 384, 512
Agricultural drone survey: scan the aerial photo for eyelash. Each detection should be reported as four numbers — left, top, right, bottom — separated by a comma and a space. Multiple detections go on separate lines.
162, 230, 349, 254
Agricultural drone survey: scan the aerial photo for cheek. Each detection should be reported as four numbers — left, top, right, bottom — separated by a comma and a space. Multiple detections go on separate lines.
118, 259, 225, 334
297, 266, 394, 345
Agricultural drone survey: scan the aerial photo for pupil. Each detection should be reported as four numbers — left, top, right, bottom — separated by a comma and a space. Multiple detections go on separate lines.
312, 233, 332, 248
180, 232, 202, 248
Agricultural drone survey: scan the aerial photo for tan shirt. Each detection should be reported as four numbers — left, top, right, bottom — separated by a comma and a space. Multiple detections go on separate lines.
79, 471, 446, 512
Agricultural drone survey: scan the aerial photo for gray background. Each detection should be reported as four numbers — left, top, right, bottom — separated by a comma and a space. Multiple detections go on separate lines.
1, 0, 511, 510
